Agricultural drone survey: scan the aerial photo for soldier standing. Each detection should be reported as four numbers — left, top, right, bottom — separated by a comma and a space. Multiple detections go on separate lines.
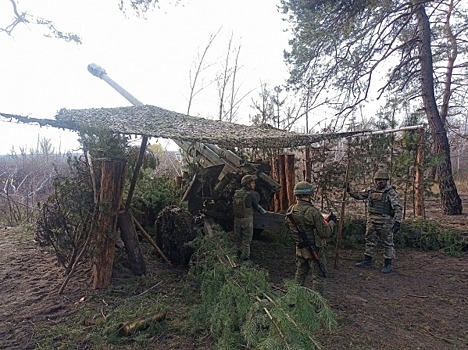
286, 181, 336, 293
347, 170, 402, 273
233, 174, 266, 261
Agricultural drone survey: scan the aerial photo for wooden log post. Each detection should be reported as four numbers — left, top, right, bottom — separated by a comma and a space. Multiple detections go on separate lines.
272, 155, 280, 212
304, 146, 312, 182
414, 127, 425, 218
278, 154, 287, 211
285, 154, 295, 208
117, 211, 147, 275
92, 159, 126, 289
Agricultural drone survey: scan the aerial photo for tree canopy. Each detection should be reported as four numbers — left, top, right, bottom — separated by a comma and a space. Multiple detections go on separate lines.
281, 0, 466, 214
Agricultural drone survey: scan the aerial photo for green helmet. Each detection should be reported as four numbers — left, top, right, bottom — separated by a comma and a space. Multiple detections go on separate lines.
374, 170, 389, 180
293, 181, 314, 195
241, 174, 258, 186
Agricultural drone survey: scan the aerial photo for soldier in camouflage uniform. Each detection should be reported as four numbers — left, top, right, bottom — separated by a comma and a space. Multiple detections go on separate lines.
286, 181, 336, 292
347, 170, 402, 273
233, 174, 266, 261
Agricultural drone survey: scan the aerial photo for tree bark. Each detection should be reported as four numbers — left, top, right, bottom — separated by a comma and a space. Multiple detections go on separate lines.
415, 3, 462, 215
92, 159, 126, 289
285, 154, 296, 208
117, 210, 147, 275
414, 127, 425, 218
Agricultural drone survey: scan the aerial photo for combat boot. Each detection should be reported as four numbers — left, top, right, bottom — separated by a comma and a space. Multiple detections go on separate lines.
355, 255, 372, 268
381, 258, 392, 273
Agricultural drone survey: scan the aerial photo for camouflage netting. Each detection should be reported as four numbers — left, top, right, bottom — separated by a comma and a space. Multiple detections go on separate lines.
1, 105, 363, 149
154, 206, 196, 266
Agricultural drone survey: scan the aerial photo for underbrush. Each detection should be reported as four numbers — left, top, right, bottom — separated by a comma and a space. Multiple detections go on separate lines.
35, 275, 169, 350
395, 218, 465, 255
186, 227, 337, 350
339, 216, 465, 255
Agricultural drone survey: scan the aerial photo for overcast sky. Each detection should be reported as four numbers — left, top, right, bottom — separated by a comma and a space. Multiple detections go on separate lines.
0, 0, 291, 154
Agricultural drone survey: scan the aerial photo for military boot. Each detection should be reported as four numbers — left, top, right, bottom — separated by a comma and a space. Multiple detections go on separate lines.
381, 258, 392, 273
355, 255, 372, 268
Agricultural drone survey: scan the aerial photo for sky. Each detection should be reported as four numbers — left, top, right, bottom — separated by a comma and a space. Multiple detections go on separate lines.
0, 0, 294, 155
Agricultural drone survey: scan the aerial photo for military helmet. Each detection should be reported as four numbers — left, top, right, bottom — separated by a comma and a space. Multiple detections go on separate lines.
241, 174, 258, 186
293, 181, 314, 195
374, 170, 389, 180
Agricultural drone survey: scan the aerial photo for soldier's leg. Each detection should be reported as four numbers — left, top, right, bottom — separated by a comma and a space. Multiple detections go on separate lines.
379, 222, 395, 259
364, 222, 379, 258
356, 223, 377, 267
240, 217, 254, 260
234, 218, 242, 257
295, 255, 310, 286
312, 248, 326, 295
379, 223, 395, 273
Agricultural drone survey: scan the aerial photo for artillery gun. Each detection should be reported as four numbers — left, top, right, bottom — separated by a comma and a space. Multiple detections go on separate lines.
87, 64, 283, 232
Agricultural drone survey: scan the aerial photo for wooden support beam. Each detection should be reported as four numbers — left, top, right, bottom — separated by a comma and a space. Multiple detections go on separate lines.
92, 159, 126, 289
414, 127, 425, 218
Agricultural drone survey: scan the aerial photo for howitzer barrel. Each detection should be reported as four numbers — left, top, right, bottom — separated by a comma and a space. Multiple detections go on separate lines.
87, 63, 144, 107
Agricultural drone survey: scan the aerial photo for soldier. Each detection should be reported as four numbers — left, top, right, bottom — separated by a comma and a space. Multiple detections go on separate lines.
286, 181, 336, 292
347, 170, 402, 273
233, 174, 266, 261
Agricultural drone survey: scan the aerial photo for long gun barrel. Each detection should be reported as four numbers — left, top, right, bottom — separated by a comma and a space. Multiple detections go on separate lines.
88, 64, 144, 106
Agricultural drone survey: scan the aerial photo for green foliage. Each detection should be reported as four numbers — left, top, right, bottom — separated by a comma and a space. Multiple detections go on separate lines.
332, 216, 366, 248
131, 169, 184, 224
78, 126, 128, 160
35, 155, 96, 271
343, 216, 464, 255
187, 228, 337, 349
395, 218, 464, 255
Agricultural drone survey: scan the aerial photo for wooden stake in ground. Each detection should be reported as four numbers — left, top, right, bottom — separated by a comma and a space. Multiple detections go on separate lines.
132, 214, 172, 265
334, 154, 350, 269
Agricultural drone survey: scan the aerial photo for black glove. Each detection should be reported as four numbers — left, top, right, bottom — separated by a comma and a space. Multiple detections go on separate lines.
392, 222, 401, 233
297, 240, 312, 249
327, 212, 337, 223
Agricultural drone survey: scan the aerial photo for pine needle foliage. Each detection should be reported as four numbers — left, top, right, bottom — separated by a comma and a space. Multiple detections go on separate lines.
187, 227, 337, 349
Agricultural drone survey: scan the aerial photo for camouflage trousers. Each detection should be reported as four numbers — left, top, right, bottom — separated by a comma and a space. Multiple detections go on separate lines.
295, 246, 327, 295
234, 216, 253, 260
364, 221, 395, 259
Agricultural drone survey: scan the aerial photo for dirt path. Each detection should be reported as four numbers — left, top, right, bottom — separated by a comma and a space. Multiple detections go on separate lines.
0, 227, 90, 350
250, 238, 468, 350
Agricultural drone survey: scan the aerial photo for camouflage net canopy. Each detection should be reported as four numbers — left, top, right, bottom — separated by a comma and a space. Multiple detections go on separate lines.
53, 105, 357, 149
1, 105, 361, 149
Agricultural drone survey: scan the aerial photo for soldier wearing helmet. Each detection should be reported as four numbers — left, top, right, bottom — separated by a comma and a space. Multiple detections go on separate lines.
285, 181, 336, 292
233, 174, 267, 261
347, 169, 402, 273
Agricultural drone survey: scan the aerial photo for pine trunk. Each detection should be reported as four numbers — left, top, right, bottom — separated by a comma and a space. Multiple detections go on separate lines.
415, 3, 462, 215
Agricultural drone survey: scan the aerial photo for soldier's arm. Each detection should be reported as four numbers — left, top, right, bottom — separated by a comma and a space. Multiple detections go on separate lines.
306, 208, 333, 239
348, 188, 369, 201
251, 191, 266, 213
388, 189, 403, 222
